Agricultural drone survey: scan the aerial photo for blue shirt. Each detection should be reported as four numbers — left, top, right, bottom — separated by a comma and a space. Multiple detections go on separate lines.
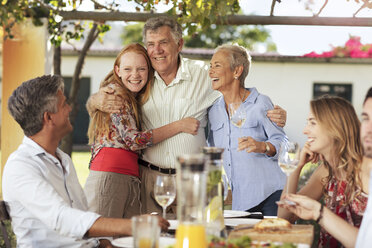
207, 87, 287, 211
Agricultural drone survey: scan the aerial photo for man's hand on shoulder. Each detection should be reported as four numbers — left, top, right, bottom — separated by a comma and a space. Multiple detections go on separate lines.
86, 86, 125, 116
267, 105, 287, 127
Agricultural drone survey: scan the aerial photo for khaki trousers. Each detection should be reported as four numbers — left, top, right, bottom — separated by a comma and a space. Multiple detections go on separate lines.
139, 166, 177, 215
84, 170, 141, 218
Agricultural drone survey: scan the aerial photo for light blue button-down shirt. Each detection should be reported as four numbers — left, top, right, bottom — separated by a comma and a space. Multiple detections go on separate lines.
207, 87, 287, 211
2, 136, 101, 248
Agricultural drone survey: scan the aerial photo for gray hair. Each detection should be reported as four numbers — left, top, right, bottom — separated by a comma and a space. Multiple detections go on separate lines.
8, 75, 64, 136
215, 44, 252, 87
142, 16, 183, 44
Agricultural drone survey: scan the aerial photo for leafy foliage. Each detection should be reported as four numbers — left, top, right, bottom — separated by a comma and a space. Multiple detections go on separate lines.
0, 220, 16, 248
0, 0, 110, 46
121, 22, 145, 45
121, 22, 276, 52
128, 0, 241, 35
184, 25, 276, 51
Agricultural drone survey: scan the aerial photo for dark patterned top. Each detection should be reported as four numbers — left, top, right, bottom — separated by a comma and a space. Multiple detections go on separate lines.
319, 177, 368, 248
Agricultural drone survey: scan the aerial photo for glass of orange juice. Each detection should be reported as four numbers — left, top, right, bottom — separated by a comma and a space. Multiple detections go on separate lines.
132, 215, 160, 248
175, 223, 207, 248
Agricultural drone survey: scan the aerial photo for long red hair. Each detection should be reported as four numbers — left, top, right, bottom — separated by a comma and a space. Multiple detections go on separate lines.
87, 43, 154, 144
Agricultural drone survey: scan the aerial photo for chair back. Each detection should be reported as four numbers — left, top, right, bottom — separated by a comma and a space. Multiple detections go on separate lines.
0, 201, 10, 221
0, 200, 12, 248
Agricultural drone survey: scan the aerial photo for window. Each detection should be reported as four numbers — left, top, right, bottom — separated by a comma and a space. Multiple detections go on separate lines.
313, 83, 352, 102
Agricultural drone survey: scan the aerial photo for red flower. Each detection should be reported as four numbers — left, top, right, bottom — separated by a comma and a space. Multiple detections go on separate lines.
303, 51, 320, 57
302, 36, 372, 58
345, 36, 362, 50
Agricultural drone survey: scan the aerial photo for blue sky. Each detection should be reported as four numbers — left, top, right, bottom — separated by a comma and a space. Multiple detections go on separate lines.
80, 0, 372, 55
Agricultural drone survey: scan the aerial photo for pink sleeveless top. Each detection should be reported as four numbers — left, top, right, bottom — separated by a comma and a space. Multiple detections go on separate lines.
319, 177, 368, 248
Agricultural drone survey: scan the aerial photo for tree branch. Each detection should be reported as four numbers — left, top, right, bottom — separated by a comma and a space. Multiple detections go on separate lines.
270, 0, 276, 16
90, 0, 117, 11
315, 0, 328, 16
353, 2, 368, 17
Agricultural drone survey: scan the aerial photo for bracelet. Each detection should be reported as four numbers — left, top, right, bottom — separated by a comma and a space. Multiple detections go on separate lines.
316, 202, 324, 223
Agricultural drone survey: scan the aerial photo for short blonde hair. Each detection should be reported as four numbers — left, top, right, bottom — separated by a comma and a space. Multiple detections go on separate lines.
215, 44, 251, 87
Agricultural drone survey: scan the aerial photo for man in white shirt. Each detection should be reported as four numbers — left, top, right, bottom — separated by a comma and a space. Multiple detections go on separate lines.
3, 75, 168, 248
87, 16, 287, 213
279, 87, 372, 248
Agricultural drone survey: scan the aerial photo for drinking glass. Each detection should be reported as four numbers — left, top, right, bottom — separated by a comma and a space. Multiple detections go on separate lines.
132, 215, 160, 248
278, 141, 301, 196
154, 175, 176, 219
228, 102, 247, 129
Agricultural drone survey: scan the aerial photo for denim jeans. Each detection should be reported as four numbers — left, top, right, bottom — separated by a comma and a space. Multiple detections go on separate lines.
246, 190, 283, 216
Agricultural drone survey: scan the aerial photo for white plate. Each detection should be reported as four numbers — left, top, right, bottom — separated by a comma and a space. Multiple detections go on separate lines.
223, 210, 250, 218
224, 218, 261, 227
111, 236, 175, 248
168, 219, 178, 230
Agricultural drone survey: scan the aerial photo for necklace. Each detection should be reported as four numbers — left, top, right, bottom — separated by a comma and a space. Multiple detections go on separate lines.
240, 89, 246, 102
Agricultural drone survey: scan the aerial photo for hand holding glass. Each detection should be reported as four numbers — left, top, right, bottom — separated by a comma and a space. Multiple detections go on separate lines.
228, 102, 247, 129
154, 175, 176, 219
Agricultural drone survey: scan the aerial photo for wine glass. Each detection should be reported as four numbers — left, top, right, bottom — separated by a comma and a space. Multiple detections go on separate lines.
278, 141, 301, 198
228, 102, 247, 129
154, 175, 176, 219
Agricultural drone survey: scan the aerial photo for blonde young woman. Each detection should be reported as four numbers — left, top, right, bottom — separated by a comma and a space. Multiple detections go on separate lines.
277, 96, 369, 248
84, 43, 199, 218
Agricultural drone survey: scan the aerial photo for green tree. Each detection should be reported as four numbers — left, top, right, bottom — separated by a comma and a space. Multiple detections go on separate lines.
184, 25, 276, 51
121, 22, 276, 52
121, 22, 145, 45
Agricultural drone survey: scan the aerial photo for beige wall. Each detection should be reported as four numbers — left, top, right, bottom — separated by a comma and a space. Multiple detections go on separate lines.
1, 19, 51, 196
247, 61, 372, 145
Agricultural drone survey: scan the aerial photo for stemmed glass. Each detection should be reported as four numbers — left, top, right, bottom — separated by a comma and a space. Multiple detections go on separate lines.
154, 175, 176, 219
228, 102, 247, 129
278, 141, 301, 202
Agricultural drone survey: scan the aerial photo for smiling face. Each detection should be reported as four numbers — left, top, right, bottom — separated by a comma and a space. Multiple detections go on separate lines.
145, 26, 183, 78
115, 52, 149, 93
303, 111, 333, 156
209, 50, 235, 92
361, 98, 372, 158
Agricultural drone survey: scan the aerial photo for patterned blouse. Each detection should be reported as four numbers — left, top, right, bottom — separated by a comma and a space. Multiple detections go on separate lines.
91, 99, 153, 159
319, 177, 368, 248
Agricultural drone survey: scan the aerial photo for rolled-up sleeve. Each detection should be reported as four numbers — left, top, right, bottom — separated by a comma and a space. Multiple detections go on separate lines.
258, 96, 287, 160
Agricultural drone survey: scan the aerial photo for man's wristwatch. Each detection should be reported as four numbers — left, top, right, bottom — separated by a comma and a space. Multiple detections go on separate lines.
264, 142, 270, 154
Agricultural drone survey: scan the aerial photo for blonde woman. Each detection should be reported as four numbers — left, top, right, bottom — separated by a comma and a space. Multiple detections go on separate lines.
84, 43, 199, 218
278, 96, 369, 248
